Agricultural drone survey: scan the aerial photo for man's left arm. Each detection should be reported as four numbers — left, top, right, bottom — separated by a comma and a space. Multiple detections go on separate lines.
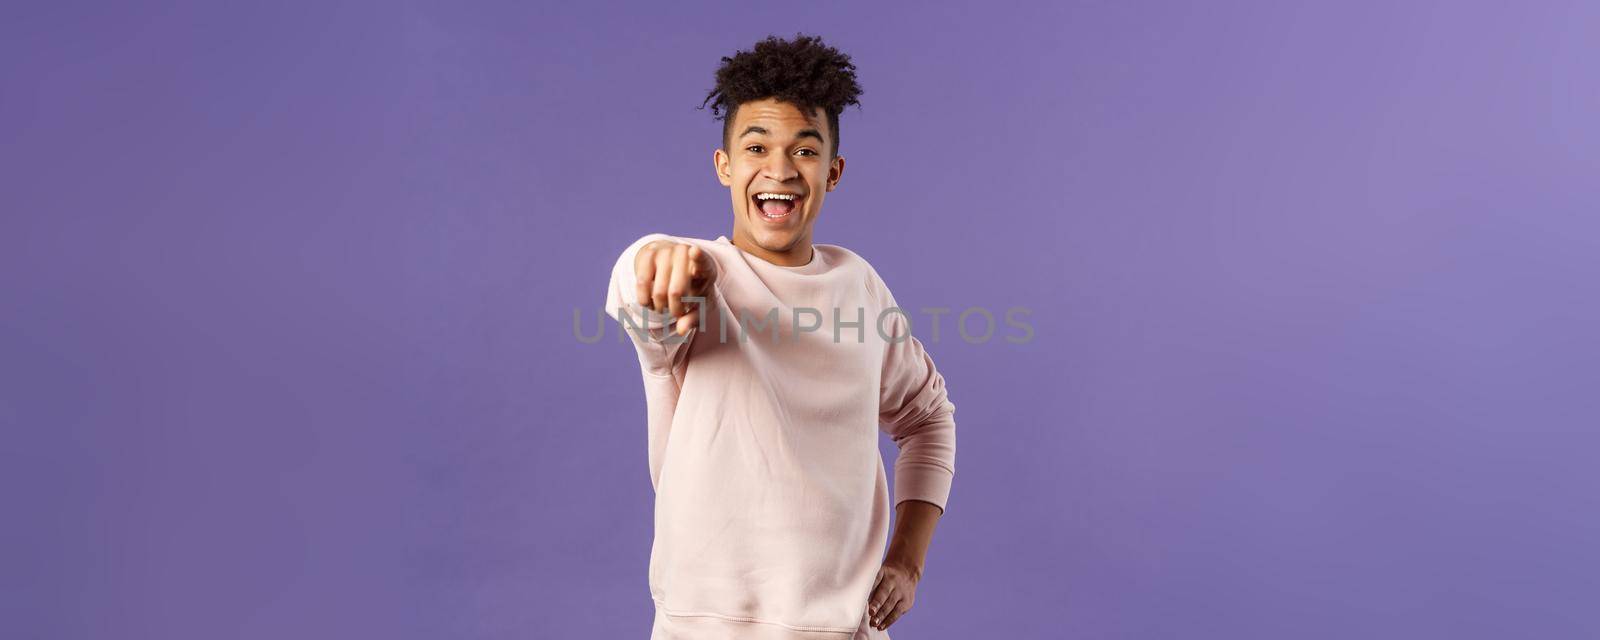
869, 297, 957, 631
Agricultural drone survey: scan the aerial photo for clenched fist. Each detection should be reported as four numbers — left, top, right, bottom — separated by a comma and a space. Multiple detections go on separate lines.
635, 239, 717, 336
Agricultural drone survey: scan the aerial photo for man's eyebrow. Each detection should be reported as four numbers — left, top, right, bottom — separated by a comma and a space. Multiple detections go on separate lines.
736, 125, 827, 145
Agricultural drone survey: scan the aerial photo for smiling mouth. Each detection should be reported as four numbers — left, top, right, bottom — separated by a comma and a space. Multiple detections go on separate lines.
752, 192, 803, 222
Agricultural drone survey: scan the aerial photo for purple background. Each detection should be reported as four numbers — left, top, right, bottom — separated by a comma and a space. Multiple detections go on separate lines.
4, 1, 1597, 638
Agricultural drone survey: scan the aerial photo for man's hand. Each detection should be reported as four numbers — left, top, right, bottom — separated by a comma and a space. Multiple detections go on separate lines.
634, 239, 717, 336
868, 499, 942, 631
867, 558, 922, 631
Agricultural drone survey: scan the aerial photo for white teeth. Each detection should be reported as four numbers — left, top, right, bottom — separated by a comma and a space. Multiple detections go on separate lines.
754, 193, 798, 201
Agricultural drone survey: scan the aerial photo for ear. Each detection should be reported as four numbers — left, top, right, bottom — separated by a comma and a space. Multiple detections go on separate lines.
826, 155, 845, 192
713, 148, 732, 187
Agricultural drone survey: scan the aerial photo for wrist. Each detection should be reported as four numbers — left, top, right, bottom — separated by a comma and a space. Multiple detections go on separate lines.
883, 551, 925, 578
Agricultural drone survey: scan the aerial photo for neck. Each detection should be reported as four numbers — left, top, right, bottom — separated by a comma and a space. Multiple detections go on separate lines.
731, 231, 814, 267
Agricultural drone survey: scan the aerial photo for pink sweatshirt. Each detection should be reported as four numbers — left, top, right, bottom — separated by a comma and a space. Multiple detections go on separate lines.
605, 233, 958, 639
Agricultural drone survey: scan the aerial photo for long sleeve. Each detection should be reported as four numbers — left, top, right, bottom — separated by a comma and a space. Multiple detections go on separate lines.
876, 287, 958, 514
604, 233, 722, 491
604, 233, 720, 377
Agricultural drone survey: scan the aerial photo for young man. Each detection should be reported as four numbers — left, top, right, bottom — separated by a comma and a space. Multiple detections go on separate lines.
604, 34, 957, 639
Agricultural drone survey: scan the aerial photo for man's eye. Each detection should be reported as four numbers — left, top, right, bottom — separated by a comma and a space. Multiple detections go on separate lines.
796, 149, 817, 157
746, 145, 764, 153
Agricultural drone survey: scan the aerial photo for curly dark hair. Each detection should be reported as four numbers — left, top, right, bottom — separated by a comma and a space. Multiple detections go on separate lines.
700, 33, 863, 158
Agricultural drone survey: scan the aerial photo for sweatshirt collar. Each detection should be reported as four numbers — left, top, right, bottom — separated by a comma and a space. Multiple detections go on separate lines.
716, 235, 827, 274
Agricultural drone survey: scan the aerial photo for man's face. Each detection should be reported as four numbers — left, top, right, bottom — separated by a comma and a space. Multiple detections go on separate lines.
714, 97, 845, 263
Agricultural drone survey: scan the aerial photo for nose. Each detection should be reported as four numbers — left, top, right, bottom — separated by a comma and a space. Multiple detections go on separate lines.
761, 152, 799, 183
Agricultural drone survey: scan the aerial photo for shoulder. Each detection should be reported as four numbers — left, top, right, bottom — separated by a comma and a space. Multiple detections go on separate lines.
817, 242, 862, 263
817, 243, 895, 301
816, 242, 869, 275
